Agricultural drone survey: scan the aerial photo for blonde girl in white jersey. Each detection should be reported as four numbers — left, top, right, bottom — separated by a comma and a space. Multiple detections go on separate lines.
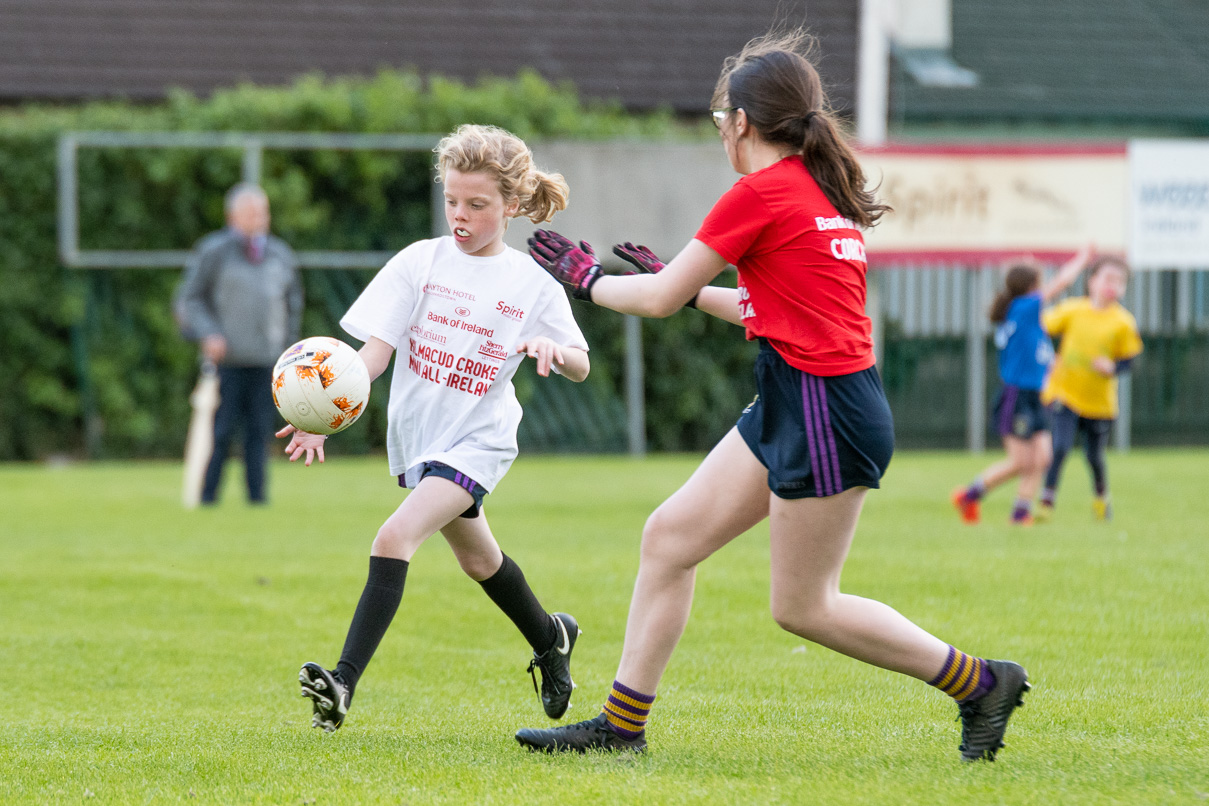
279, 124, 590, 733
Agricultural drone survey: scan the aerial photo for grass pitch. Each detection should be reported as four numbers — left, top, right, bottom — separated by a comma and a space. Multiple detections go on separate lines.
2, 449, 1206, 804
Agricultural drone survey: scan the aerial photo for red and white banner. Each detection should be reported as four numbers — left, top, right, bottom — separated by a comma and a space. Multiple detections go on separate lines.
858, 145, 1128, 265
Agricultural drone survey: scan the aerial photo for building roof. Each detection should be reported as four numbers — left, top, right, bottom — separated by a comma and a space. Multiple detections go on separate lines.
0, 0, 859, 114
896, 0, 1209, 124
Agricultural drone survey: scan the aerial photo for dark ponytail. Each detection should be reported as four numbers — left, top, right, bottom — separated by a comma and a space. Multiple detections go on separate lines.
801, 112, 889, 228
715, 29, 891, 228
989, 264, 1042, 323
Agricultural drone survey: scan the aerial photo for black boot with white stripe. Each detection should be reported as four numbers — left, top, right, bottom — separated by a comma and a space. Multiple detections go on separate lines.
526, 612, 581, 720
299, 662, 350, 733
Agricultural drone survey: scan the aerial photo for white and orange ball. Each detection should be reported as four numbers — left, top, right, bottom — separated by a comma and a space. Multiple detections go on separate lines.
271, 337, 370, 435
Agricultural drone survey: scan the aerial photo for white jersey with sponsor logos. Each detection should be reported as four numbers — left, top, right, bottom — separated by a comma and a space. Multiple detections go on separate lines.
340, 236, 588, 491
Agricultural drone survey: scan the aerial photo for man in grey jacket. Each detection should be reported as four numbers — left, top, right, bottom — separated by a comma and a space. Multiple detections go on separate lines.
175, 183, 303, 504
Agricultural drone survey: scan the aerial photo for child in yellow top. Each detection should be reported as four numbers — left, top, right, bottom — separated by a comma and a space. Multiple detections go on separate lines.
1040, 257, 1143, 520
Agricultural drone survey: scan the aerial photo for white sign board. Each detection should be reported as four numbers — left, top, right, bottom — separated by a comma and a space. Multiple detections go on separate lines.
1129, 139, 1209, 270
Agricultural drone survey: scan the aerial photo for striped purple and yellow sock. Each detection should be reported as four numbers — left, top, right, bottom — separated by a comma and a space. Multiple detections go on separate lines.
964, 478, 986, 502
1011, 498, 1032, 522
602, 680, 655, 740
928, 646, 996, 702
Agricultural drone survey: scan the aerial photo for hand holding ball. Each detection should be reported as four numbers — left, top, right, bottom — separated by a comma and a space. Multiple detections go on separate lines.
271, 337, 370, 435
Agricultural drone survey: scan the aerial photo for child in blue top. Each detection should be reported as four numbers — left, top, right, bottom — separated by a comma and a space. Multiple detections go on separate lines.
953, 246, 1091, 525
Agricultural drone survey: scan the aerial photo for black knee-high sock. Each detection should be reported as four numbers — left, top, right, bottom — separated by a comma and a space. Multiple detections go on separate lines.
335, 555, 408, 697
477, 554, 558, 653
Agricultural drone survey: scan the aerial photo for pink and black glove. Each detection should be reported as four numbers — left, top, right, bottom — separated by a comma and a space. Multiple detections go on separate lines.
611, 242, 698, 309
528, 229, 604, 301
612, 242, 665, 275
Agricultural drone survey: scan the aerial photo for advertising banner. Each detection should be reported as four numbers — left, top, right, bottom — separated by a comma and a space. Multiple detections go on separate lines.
859, 145, 1128, 265
1129, 139, 1209, 270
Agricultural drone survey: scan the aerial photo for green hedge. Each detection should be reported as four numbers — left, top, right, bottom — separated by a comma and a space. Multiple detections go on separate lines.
0, 70, 762, 461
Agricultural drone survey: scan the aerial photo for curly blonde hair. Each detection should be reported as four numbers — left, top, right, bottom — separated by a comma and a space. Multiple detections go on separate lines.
435, 124, 569, 223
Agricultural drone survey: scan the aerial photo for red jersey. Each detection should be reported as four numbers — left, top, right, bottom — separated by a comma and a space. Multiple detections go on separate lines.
696, 157, 874, 376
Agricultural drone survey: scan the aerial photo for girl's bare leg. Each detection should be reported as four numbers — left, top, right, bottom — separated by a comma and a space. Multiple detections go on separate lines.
766, 488, 949, 680
614, 428, 772, 693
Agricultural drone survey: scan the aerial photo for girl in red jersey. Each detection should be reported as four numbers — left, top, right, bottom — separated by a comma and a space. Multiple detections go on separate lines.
514, 30, 1029, 762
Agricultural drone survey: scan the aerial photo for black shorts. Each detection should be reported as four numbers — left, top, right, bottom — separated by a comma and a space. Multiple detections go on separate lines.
1050, 402, 1113, 444
398, 461, 486, 518
737, 341, 894, 499
993, 385, 1050, 439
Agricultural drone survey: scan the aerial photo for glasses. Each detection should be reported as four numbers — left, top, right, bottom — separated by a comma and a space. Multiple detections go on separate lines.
710, 107, 737, 128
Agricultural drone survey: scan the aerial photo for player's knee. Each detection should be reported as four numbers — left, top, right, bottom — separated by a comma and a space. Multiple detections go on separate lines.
372, 519, 424, 557
770, 596, 833, 641
453, 549, 499, 581
369, 530, 397, 556
639, 507, 697, 568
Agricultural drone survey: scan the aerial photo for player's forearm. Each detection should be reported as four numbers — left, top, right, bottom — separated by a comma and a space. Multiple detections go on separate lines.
1041, 265, 1080, 303
1041, 245, 1093, 302
359, 337, 395, 382
590, 273, 693, 318
555, 347, 590, 382
695, 287, 744, 325
590, 240, 728, 318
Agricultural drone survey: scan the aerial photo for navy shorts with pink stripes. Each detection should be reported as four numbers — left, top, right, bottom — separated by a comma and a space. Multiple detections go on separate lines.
398, 461, 486, 518
737, 341, 894, 499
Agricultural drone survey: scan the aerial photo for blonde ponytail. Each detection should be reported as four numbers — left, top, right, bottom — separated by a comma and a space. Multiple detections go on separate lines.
518, 169, 569, 223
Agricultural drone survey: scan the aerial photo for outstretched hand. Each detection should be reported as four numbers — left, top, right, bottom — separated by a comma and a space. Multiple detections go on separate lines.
1040, 241, 1097, 302
612, 241, 699, 309
276, 423, 327, 466
516, 336, 565, 378
612, 242, 665, 274
1070, 241, 1095, 268
528, 229, 603, 301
